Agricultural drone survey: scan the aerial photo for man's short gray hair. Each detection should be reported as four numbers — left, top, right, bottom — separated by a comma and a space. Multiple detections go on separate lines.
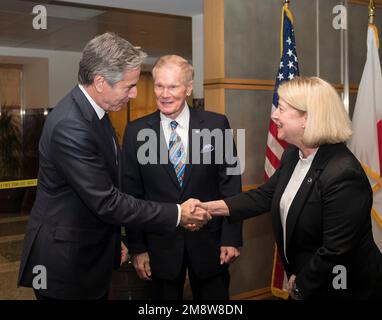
152, 55, 194, 85
78, 32, 147, 86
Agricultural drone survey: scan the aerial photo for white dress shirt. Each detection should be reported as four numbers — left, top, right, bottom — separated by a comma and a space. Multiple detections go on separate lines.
78, 84, 105, 120
160, 103, 190, 226
78, 84, 118, 158
160, 102, 190, 155
279, 148, 318, 263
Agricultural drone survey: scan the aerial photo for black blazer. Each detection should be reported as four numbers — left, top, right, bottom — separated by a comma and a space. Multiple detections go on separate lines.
18, 86, 178, 299
122, 109, 242, 280
225, 143, 382, 299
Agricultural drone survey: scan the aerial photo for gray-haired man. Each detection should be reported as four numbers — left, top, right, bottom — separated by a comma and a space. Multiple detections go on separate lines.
18, 33, 209, 300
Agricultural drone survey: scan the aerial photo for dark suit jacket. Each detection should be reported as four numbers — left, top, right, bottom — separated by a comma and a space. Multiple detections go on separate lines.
18, 86, 178, 299
122, 109, 242, 280
225, 143, 382, 299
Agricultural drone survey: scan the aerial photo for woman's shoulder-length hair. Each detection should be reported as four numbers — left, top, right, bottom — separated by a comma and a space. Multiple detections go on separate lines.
278, 76, 352, 148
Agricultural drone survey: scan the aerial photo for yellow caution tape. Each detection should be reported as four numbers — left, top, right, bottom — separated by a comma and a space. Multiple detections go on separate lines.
0, 179, 38, 190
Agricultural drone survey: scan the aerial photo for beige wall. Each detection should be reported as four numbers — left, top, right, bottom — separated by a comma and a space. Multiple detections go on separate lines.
0, 46, 81, 108
0, 65, 21, 107
23, 59, 49, 108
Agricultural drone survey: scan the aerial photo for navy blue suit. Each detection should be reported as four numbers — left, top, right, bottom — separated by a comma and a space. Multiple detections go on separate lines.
122, 109, 242, 299
18, 86, 178, 299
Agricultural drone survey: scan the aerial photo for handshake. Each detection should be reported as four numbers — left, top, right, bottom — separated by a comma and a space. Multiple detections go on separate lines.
179, 198, 211, 231
179, 198, 229, 231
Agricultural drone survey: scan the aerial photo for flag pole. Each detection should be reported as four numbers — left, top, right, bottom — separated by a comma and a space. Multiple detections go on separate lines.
369, 0, 375, 24
316, 0, 321, 77
341, 0, 350, 114
270, 0, 299, 298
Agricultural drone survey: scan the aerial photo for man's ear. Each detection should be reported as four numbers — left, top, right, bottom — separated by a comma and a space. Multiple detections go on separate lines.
93, 75, 105, 93
186, 80, 193, 96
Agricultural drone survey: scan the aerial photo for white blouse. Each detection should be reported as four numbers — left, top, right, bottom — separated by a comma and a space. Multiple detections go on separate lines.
279, 148, 318, 263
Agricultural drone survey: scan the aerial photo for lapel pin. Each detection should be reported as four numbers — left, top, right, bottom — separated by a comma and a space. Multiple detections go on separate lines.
307, 177, 313, 184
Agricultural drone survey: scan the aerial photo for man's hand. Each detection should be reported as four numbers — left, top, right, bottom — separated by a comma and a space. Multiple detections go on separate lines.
120, 241, 128, 266
180, 198, 211, 230
287, 274, 302, 300
287, 274, 296, 293
133, 252, 152, 280
220, 246, 240, 264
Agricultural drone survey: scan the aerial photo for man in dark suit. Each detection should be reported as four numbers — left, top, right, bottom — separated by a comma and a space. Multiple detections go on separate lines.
122, 55, 242, 300
18, 34, 210, 300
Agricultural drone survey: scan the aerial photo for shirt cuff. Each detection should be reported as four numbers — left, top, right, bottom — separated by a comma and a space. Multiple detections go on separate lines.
176, 204, 181, 226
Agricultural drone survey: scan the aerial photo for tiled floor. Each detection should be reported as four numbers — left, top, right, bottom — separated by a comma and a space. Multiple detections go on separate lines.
0, 239, 24, 262
0, 213, 192, 301
0, 215, 34, 300
0, 214, 271, 300
0, 220, 28, 237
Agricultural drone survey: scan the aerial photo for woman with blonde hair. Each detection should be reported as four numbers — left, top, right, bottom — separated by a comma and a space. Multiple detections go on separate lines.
205, 76, 382, 299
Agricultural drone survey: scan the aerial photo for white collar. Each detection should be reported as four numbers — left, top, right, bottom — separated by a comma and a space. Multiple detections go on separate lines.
298, 148, 319, 163
78, 84, 105, 120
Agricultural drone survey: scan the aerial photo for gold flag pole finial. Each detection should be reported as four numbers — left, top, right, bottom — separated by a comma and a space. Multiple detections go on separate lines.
284, 0, 290, 8
369, 0, 375, 24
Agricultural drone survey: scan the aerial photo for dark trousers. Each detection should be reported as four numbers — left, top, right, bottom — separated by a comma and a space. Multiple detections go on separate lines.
34, 290, 54, 300
150, 251, 230, 300
34, 290, 109, 300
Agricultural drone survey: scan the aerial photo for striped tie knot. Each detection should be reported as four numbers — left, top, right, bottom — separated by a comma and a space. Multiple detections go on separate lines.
170, 120, 178, 130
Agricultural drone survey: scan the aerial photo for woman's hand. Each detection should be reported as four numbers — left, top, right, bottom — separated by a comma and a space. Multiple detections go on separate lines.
204, 200, 230, 216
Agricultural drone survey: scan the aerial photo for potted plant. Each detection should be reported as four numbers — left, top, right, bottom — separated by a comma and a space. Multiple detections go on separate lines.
0, 106, 23, 213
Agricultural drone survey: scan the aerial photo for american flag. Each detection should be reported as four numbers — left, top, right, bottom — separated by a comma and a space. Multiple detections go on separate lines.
266, 3, 299, 299
265, 4, 299, 180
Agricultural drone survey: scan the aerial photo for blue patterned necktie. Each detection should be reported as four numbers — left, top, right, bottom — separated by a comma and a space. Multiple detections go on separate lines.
169, 121, 186, 187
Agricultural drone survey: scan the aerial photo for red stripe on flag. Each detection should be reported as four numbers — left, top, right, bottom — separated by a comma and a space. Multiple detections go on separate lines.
272, 251, 285, 289
264, 145, 280, 182
268, 120, 279, 140
377, 120, 382, 176
279, 139, 288, 150
265, 146, 281, 170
